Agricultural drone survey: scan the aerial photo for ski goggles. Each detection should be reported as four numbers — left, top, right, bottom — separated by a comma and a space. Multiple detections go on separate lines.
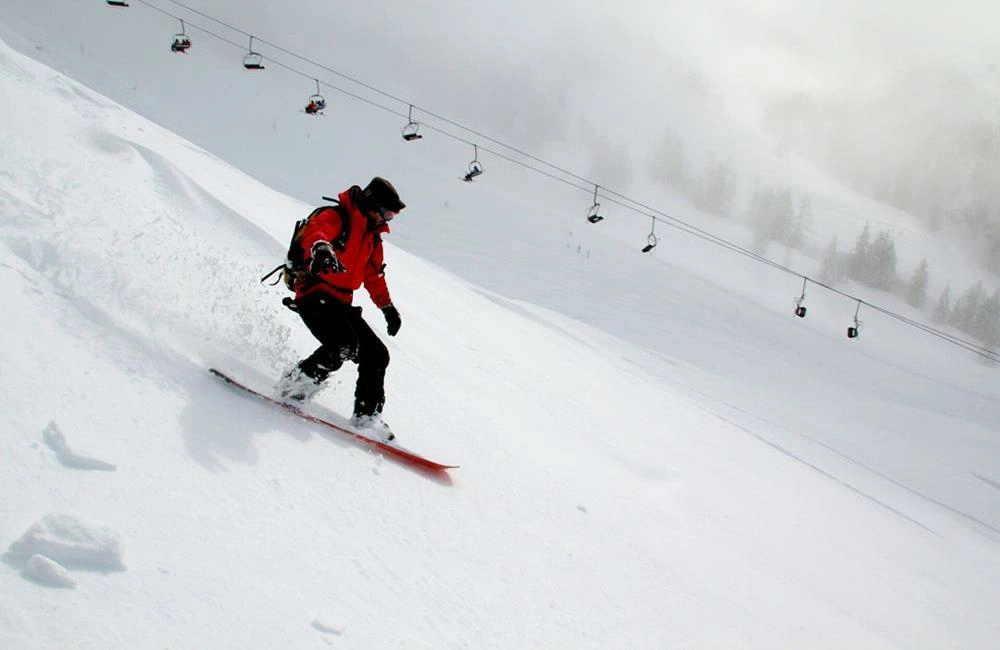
377, 206, 398, 221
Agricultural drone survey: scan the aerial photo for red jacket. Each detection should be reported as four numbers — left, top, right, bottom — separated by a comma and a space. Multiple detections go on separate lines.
294, 187, 392, 308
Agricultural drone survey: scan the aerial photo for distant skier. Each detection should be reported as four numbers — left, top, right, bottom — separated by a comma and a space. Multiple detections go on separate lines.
276, 177, 406, 441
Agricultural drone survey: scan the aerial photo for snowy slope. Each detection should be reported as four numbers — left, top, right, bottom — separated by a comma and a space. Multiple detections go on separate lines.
2, 30, 1000, 650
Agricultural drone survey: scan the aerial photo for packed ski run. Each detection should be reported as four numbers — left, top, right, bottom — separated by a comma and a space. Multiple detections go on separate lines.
2, 3, 1000, 649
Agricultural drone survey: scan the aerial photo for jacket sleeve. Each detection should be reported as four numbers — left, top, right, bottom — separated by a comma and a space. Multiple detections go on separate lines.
299, 208, 342, 266
363, 238, 392, 308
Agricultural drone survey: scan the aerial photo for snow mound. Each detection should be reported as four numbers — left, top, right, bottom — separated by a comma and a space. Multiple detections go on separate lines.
22, 554, 77, 589
42, 421, 117, 471
6, 514, 125, 571
311, 617, 346, 636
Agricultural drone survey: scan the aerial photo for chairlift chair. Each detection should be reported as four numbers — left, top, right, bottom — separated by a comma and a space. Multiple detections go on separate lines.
793, 278, 808, 317
586, 185, 603, 223
641, 217, 658, 252
171, 34, 192, 53
304, 80, 325, 114
243, 52, 264, 70
170, 20, 191, 53
402, 122, 422, 141
106, 0, 129, 7
243, 36, 264, 70
463, 161, 484, 182
847, 301, 862, 338
462, 146, 484, 182
305, 97, 326, 114
170, 20, 191, 54
402, 105, 423, 141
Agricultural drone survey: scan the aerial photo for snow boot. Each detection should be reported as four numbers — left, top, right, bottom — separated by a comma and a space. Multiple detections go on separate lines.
350, 413, 395, 443
275, 367, 326, 404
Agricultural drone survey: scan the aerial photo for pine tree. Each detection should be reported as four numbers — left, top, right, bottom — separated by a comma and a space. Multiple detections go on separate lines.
951, 281, 985, 333
651, 129, 689, 194
986, 223, 1000, 274
818, 235, 845, 284
770, 187, 795, 245
905, 259, 929, 309
981, 295, 1000, 360
748, 186, 774, 253
868, 230, 898, 291
972, 289, 1000, 343
932, 285, 952, 323
789, 193, 812, 249
695, 159, 737, 217
849, 223, 872, 283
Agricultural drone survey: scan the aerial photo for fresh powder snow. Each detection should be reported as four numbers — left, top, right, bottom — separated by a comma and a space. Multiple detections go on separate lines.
1, 7, 999, 650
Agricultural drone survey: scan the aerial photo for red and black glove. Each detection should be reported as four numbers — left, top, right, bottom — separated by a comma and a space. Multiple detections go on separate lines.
310, 241, 346, 274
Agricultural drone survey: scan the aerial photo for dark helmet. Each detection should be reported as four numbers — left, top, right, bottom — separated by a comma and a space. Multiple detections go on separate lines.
363, 177, 406, 212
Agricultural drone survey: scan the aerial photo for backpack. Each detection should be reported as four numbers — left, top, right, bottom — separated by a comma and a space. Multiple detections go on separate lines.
261, 197, 351, 292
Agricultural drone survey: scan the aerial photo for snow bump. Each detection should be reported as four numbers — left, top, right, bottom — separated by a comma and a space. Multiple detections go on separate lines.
311, 617, 346, 636
22, 554, 77, 589
42, 421, 117, 471
6, 513, 126, 572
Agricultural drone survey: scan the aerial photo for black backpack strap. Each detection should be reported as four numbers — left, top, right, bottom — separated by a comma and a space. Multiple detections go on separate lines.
331, 204, 350, 251
260, 263, 285, 285
313, 199, 351, 251
265, 198, 353, 295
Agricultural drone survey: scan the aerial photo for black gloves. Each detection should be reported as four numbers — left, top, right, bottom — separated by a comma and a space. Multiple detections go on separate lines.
310, 241, 346, 274
382, 304, 402, 336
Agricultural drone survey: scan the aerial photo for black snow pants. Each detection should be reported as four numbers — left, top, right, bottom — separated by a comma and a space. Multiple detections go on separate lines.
294, 294, 390, 417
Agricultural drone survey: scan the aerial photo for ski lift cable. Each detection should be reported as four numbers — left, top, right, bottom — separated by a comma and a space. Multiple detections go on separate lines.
154, 1, 590, 183
129, 2, 561, 155
136, 0, 787, 261
129, 0, 976, 304
596, 192, 793, 273
131, 1, 418, 121
592, 190, 995, 361
144, 0, 594, 183
867, 308, 999, 361
587, 196, 999, 360
151, 0, 413, 106
803, 277, 999, 359
127, 0, 1000, 364
863, 302, 998, 357
599, 189, 794, 272
804, 276, 981, 349
133, 2, 594, 191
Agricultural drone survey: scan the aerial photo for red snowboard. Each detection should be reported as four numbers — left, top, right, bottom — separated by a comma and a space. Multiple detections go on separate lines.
210, 368, 458, 474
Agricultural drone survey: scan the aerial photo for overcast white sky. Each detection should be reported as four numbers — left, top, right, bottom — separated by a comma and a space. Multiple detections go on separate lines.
169, 0, 998, 137
290, 0, 1000, 193
5, 0, 997, 210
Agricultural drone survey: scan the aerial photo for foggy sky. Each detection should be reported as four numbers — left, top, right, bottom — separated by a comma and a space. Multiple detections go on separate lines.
6, 0, 996, 204
260, 0, 1000, 195
290, 1, 1000, 134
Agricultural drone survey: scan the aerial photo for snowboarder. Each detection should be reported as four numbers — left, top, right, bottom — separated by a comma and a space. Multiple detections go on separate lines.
276, 177, 406, 441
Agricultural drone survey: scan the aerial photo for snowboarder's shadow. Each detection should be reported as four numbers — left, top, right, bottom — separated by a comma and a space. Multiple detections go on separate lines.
179, 365, 339, 472
180, 362, 452, 484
